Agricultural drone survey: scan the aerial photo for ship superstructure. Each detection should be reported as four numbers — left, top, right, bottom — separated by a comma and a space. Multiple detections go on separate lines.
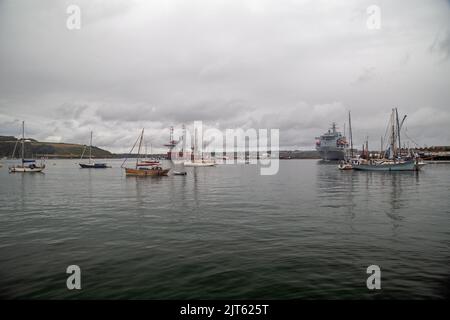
315, 123, 348, 161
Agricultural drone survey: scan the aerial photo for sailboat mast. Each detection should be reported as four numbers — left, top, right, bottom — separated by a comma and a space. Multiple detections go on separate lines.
395, 108, 401, 158
194, 125, 198, 161
391, 109, 396, 158
181, 124, 186, 157
380, 136, 383, 159
22, 121, 25, 165
136, 129, 144, 168
348, 111, 353, 158
366, 137, 369, 159
89, 131, 92, 164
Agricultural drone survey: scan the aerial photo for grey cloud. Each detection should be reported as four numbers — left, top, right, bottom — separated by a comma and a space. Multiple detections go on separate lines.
94, 99, 254, 123
430, 29, 450, 61
354, 67, 376, 84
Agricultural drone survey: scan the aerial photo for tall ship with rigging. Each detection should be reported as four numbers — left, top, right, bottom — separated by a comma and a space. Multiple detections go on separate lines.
352, 108, 424, 171
315, 123, 348, 161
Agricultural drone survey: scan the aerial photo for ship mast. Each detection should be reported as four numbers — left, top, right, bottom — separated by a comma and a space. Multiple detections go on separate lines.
331, 122, 337, 134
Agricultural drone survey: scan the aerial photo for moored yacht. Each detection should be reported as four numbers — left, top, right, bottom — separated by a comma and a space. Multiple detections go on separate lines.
79, 131, 110, 168
122, 129, 170, 176
352, 108, 423, 172
9, 121, 46, 173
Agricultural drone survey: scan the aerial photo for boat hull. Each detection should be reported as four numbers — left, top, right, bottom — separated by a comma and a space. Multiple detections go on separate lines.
125, 168, 170, 176
79, 163, 109, 168
9, 165, 45, 173
338, 164, 353, 170
183, 161, 216, 167
353, 160, 418, 171
317, 147, 346, 161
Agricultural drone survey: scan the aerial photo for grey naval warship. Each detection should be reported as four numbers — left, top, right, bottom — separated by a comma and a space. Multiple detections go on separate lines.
315, 123, 348, 161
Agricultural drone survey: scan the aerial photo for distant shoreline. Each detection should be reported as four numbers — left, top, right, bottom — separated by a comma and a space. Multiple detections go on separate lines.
1, 135, 449, 160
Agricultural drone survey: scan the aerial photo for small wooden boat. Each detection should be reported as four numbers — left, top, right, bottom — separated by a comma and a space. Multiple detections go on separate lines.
136, 160, 160, 166
122, 129, 170, 177
9, 121, 45, 173
79, 131, 110, 169
173, 171, 187, 175
125, 166, 169, 176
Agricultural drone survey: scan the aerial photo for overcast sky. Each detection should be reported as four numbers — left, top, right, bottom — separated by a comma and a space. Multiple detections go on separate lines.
0, 0, 449, 152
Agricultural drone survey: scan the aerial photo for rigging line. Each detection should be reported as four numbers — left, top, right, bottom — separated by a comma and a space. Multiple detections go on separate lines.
11, 125, 24, 159
80, 133, 92, 160
11, 139, 19, 159
403, 128, 421, 148
121, 131, 142, 168
80, 145, 87, 160
382, 115, 391, 150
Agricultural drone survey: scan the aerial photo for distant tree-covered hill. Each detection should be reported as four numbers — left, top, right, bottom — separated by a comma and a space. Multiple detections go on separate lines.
0, 136, 112, 158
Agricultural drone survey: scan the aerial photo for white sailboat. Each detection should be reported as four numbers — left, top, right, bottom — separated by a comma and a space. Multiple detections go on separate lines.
183, 160, 216, 167
9, 121, 45, 173
183, 127, 216, 167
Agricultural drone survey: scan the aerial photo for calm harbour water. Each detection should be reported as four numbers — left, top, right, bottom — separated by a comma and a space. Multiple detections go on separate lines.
0, 159, 449, 299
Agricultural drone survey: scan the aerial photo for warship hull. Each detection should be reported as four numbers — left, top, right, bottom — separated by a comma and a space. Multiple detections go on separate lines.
317, 148, 346, 161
